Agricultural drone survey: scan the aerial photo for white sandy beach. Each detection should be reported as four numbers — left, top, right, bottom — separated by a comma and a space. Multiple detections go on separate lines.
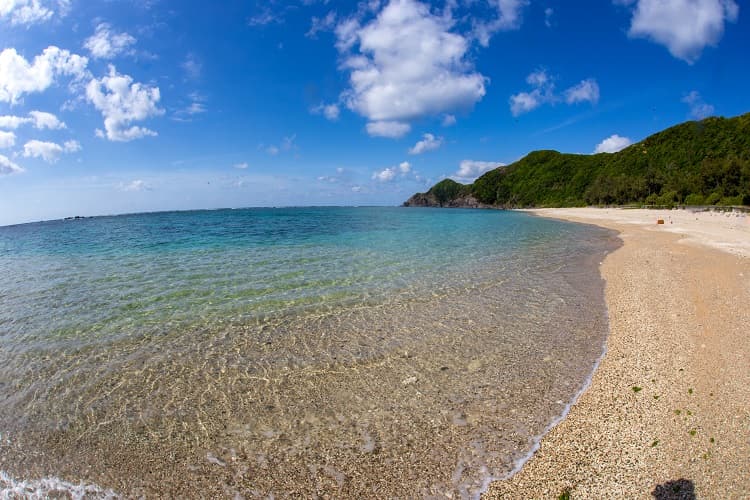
486, 207, 750, 499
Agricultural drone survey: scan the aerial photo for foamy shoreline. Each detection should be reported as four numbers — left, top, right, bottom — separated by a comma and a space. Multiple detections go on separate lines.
485, 207, 750, 498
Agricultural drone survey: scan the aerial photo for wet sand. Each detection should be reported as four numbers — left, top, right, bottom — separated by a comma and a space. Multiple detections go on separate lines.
486, 208, 750, 499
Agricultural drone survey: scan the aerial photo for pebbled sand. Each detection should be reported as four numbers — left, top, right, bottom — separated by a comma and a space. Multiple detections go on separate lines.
485, 208, 750, 499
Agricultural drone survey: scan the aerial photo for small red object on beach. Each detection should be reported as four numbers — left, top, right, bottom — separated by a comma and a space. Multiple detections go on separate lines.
657, 219, 665, 224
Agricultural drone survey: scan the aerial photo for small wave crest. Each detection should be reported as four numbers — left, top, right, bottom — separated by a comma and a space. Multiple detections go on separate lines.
0, 470, 118, 499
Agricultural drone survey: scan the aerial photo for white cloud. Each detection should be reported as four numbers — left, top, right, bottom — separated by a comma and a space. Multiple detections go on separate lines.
28, 110, 65, 129
408, 132, 443, 154
0, 0, 61, 26
372, 166, 397, 182
120, 179, 150, 191
266, 145, 280, 156
337, 0, 487, 138
0, 154, 24, 175
622, 0, 739, 63
0, 110, 64, 129
510, 69, 599, 116
63, 139, 80, 152
86, 65, 164, 141
233, 162, 248, 169
0, 130, 15, 148
509, 69, 554, 116
452, 159, 502, 182
472, 0, 530, 46
442, 114, 456, 126
594, 134, 633, 154
181, 54, 202, 79
399, 161, 411, 173
84, 23, 137, 60
0, 46, 89, 104
0, 115, 29, 129
22, 138, 80, 163
307, 11, 337, 38
510, 90, 544, 116
682, 90, 715, 119
311, 102, 340, 120
564, 78, 600, 104
366, 120, 411, 138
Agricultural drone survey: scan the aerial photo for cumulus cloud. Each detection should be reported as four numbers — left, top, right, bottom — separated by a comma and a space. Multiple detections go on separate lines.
682, 90, 715, 119
621, 0, 739, 63
337, 0, 487, 138
564, 78, 600, 105
372, 166, 397, 182
369, 161, 420, 184
472, 0, 530, 46
0, 110, 65, 129
0, 115, 29, 129
233, 162, 248, 169
86, 65, 164, 141
452, 159, 502, 183
366, 120, 411, 138
29, 110, 65, 129
0, 0, 67, 26
84, 23, 137, 59
408, 132, 443, 154
0, 130, 16, 148
509, 69, 555, 116
311, 102, 340, 121
510, 90, 544, 116
442, 114, 456, 126
0, 154, 24, 175
594, 134, 633, 154
0, 46, 88, 104
22, 139, 80, 163
510, 69, 599, 116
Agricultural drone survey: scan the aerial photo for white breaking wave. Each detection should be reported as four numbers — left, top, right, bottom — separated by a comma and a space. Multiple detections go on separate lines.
0, 470, 118, 499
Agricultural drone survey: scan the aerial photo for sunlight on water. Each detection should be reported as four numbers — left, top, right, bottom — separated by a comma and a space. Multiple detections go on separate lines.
0, 207, 618, 498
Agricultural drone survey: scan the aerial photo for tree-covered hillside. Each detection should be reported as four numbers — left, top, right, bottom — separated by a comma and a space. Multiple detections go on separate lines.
405, 113, 750, 208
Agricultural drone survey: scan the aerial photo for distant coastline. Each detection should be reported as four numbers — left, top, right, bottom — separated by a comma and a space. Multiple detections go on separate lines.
404, 112, 750, 210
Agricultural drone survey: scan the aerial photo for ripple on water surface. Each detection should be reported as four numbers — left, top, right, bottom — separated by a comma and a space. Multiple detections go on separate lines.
0, 207, 619, 498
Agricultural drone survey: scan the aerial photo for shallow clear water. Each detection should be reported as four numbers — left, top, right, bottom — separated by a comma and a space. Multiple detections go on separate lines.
0, 207, 618, 498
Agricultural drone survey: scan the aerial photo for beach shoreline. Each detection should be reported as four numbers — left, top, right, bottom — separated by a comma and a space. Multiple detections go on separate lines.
485, 207, 750, 498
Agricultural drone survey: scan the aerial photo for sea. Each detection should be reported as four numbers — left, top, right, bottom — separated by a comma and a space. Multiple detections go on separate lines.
0, 207, 619, 498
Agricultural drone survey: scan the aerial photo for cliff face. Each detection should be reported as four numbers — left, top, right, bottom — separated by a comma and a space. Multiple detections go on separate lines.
402, 192, 490, 208
403, 178, 496, 208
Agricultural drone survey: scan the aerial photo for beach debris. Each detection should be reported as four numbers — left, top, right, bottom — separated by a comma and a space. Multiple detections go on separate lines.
401, 376, 418, 386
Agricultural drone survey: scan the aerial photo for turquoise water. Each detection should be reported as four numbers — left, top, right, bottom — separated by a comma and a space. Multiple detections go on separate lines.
0, 207, 618, 498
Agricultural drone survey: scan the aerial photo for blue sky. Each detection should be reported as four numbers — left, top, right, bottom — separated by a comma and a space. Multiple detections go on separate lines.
0, 0, 748, 225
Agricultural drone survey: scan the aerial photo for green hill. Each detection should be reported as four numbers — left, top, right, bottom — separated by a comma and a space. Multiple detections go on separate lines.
404, 113, 750, 208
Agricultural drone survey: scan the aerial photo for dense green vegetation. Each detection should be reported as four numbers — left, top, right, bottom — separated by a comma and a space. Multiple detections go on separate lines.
407, 113, 750, 208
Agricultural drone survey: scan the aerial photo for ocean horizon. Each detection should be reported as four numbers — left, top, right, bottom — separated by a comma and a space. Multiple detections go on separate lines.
0, 207, 618, 497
